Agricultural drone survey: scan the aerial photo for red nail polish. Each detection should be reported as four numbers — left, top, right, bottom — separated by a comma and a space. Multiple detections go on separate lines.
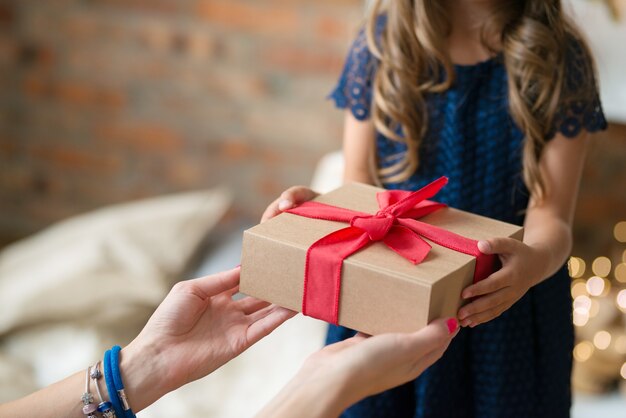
446, 318, 459, 334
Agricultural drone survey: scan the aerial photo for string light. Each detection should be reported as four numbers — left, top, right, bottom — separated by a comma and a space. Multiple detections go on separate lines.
592, 256, 612, 277
621, 363, 626, 380
586, 276, 605, 296
614, 221, 626, 243
573, 341, 594, 362
593, 330, 611, 350
568, 257, 586, 278
622, 249, 626, 264
615, 263, 626, 283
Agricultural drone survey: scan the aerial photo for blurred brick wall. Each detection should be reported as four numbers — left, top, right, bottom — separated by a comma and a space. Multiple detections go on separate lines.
0, 0, 363, 245
572, 123, 626, 258
0, 0, 623, 255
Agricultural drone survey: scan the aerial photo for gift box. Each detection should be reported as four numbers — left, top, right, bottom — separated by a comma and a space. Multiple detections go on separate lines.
240, 178, 523, 335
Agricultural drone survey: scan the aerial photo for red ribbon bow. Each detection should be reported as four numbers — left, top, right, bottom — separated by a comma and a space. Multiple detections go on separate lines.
286, 177, 496, 325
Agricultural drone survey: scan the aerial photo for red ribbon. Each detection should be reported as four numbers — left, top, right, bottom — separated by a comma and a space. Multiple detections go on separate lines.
285, 176, 496, 325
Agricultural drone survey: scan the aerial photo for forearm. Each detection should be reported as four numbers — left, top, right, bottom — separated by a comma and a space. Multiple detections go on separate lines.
0, 344, 167, 418
0, 370, 86, 418
257, 370, 356, 418
523, 208, 573, 284
343, 168, 374, 185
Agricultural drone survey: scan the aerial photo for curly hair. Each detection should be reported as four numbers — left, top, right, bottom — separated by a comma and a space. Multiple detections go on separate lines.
366, 0, 598, 201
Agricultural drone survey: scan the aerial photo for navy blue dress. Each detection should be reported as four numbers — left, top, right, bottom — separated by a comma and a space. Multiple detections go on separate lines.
327, 24, 607, 418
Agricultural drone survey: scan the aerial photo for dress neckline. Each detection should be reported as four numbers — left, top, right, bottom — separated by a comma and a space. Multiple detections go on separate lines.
452, 52, 502, 70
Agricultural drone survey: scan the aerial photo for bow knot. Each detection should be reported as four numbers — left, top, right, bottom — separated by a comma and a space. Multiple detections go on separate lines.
350, 213, 395, 241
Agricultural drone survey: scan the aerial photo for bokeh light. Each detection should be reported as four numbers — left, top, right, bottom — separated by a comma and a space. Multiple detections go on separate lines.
617, 289, 626, 312
568, 256, 586, 278
616, 336, 626, 355
592, 256, 611, 277
573, 310, 589, 327
571, 280, 588, 298
621, 363, 626, 380
573, 295, 592, 312
588, 299, 600, 318
573, 341, 594, 362
593, 330, 611, 350
614, 221, 626, 242
615, 263, 626, 283
586, 276, 605, 296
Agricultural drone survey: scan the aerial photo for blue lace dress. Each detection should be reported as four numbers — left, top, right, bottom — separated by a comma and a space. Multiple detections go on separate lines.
327, 24, 607, 418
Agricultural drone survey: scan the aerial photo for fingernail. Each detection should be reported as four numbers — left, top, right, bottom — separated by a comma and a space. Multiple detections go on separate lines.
458, 311, 467, 320
460, 319, 471, 328
278, 199, 292, 211
477, 240, 491, 253
462, 291, 471, 299
234, 264, 241, 269
446, 318, 459, 334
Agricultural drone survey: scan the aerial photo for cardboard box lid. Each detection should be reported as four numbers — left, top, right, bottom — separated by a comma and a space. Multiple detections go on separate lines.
246, 182, 523, 286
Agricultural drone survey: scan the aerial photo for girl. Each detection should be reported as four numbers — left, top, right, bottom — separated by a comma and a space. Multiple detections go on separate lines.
264, 0, 607, 417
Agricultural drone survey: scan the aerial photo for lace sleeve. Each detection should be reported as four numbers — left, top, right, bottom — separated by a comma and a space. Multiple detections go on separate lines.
328, 26, 380, 121
549, 37, 607, 139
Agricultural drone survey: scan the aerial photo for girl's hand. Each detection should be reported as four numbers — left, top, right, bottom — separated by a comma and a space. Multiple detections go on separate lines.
261, 186, 319, 222
121, 268, 296, 411
457, 238, 547, 328
258, 318, 459, 418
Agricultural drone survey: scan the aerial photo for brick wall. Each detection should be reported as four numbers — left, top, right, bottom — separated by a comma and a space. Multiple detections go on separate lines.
0, 0, 624, 255
0, 0, 364, 245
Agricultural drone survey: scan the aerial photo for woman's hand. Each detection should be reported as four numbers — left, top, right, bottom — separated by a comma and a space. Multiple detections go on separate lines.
457, 238, 547, 328
258, 318, 459, 418
261, 186, 319, 222
121, 268, 296, 411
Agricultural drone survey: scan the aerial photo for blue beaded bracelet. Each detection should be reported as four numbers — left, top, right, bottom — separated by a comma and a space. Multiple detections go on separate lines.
103, 348, 125, 417
107, 345, 137, 418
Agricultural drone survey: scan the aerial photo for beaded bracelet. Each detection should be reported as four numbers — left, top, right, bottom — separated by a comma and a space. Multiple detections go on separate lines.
81, 366, 98, 418
104, 345, 137, 418
91, 361, 117, 418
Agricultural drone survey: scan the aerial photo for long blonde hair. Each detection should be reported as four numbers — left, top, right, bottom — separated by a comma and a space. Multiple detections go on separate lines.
366, 0, 597, 200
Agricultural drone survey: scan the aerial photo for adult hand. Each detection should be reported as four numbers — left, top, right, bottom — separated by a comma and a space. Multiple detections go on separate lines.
258, 318, 459, 418
457, 238, 546, 327
121, 267, 296, 411
261, 186, 319, 222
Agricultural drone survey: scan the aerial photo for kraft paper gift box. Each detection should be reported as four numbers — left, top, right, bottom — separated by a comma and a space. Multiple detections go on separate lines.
240, 178, 523, 335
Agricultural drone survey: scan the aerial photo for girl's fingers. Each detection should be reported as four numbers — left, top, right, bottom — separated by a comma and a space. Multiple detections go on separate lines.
458, 288, 511, 321
246, 306, 297, 345
280, 186, 319, 206
478, 237, 520, 255
261, 198, 282, 223
402, 318, 458, 356
260, 187, 319, 223
237, 296, 271, 315
462, 268, 510, 299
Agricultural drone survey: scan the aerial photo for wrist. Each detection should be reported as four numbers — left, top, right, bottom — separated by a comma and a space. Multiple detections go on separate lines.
118, 341, 168, 412
525, 243, 554, 286
260, 366, 357, 418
